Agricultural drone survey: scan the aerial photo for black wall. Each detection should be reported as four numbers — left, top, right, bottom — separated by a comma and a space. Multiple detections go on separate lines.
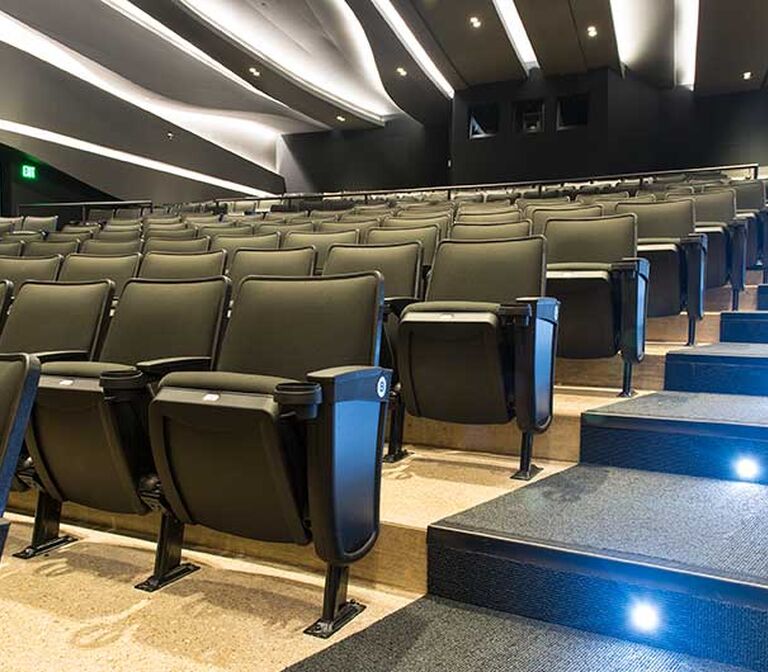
0, 143, 112, 216
278, 116, 449, 193
451, 67, 768, 185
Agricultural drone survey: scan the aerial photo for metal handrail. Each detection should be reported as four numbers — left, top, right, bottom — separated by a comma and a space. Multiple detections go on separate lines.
18, 199, 153, 222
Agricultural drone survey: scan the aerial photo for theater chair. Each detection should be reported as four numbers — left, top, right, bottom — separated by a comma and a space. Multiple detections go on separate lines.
324, 243, 423, 463
451, 221, 531, 240
23, 240, 80, 257
368, 225, 440, 291
616, 199, 706, 345
529, 205, 603, 235
145, 228, 196, 240
229, 247, 316, 292
81, 239, 142, 255
0, 256, 62, 295
139, 251, 226, 280
0, 242, 24, 257
16, 277, 230, 561
317, 219, 380, 238
397, 237, 559, 480
143, 237, 210, 254
96, 230, 141, 243
282, 230, 359, 273
544, 215, 648, 396
21, 216, 58, 236
730, 180, 767, 274
48, 232, 93, 244
147, 273, 391, 637
0, 217, 23, 235
259, 222, 314, 235
384, 214, 450, 239
455, 210, 523, 225
0, 354, 42, 559
59, 253, 142, 298
211, 233, 280, 269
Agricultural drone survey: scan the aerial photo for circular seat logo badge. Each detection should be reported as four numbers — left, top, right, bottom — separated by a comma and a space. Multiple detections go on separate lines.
377, 376, 387, 399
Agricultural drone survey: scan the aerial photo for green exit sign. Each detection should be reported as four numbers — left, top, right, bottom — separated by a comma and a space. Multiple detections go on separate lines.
20, 164, 37, 180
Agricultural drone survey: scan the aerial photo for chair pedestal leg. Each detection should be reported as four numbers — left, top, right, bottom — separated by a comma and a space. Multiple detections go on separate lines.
511, 432, 542, 481
13, 491, 76, 559
382, 390, 408, 464
686, 317, 697, 346
135, 513, 198, 592
304, 564, 365, 639
619, 360, 635, 398
732, 287, 741, 311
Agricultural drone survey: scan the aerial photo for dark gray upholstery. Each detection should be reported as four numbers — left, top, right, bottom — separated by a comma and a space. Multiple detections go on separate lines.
530, 205, 602, 235
0, 256, 61, 291
145, 228, 195, 240
258, 222, 314, 235
0, 242, 23, 257
457, 203, 516, 216
427, 237, 546, 302
23, 241, 79, 257
96, 229, 141, 242
324, 243, 422, 298
144, 216, 182, 225
63, 224, 101, 235
518, 196, 570, 212
81, 239, 142, 255
47, 232, 93, 243
282, 230, 358, 270
139, 251, 226, 280
185, 215, 221, 225
317, 220, 379, 237
616, 199, 695, 238
384, 215, 450, 238
691, 189, 737, 222
0, 217, 23, 230
59, 254, 142, 297
211, 233, 279, 271
4, 232, 43, 242
731, 180, 766, 210
22, 216, 58, 234
545, 215, 637, 264
198, 225, 252, 238
455, 210, 523, 225
229, 248, 315, 289
451, 222, 531, 240
144, 237, 210, 254
599, 194, 655, 214
367, 225, 439, 266
0, 281, 113, 358
115, 208, 143, 219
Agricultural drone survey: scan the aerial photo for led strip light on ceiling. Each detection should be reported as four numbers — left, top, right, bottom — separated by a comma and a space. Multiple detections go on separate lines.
367, 0, 454, 98
674, 0, 699, 89
492, 0, 539, 71
0, 119, 273, 196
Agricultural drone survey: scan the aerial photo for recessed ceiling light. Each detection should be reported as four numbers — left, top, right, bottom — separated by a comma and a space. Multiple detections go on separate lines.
470, 16, 482, 29
166, 131, 175, 140
743, 71, 753, 80
249, 66, 261, 77
336, 115, 347, 122
396, 66, 408, 77
587, 25, 598, 38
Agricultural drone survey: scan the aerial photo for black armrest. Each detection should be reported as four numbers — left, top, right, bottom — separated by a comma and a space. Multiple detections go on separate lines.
501, 297, 559, 435
384, 296, 419, 319
680, 233, 707, 322
136, 357, 212, 379
307, 365, 392, 404
35, 350, 90, 364
611, 258, 650, 365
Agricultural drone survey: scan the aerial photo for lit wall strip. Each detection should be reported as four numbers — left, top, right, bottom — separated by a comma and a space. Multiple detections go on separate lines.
0, 119, 273, 196
674, 0, 699, 89
368, 0, 454, 98
492, 0, 539, 71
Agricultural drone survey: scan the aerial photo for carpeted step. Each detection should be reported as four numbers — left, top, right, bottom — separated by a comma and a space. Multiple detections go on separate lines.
721, 310, 768, 343
665, 343, 768, 396
286, 595, 748, 672
580, 391, 768, 483
427, 465, 768, 670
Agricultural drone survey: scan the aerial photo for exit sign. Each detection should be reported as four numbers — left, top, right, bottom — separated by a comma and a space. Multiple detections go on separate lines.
20, 164, 37, 180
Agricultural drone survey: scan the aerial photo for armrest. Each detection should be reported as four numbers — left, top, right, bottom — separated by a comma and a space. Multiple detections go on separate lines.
35, 349, 90, 363
503, 297, 560, 435
680, 233, 707, 322
384, 297, 419, 319
136, 356, 212, 379
611, 258, 650, 364
305, 365, 393, 566
727, 217, 748, 292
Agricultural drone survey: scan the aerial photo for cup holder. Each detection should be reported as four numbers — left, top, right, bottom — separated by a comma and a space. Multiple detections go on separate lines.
99, 368, 147, 392
274, 382, 322, 420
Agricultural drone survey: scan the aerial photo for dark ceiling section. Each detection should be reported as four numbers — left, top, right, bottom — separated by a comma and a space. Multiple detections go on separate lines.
513, 0, 620, 77
618, 0, 675, 88
130, 0, 377, 130
345, 0, 450, 126
695, 0, 768, 96
402, 0, 527, 87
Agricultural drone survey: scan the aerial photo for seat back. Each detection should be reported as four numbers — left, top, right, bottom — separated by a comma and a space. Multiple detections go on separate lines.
456, 203, 515, 216
107, 219, 143, 228
22, 216, 58, 234
0, 242, 23, 257
0, 256, 61, 291
47, 232, 93, 243
0, 281, 113, 357
198, 225, 252, 238
23, 241, 79, 257
139, 251, 226, 280
258, 222, 314, 235
0, 217, 23, 230
211, 233, 279, 270
545, 215, 637, 264
517, 196, 570, 211
218, 273, 383, 379
4, 232, 43, 243
428, 237, 546, 302
690, 189, 737, 222
324, 242, 422, 298
100, 277, 231, 364
598, 194, 656, 214
731, 180, 766, 211
384, 214, 449, 238
367, 225, 439, 266
59, 253, 142, 297
316, 219, 379, 238
529, 205, 603, 234
229, 248, 316, 289
81, 239, 142, 255
96, 229, 141, 242
616, 199, 695, 238
455, 211, 523, 225
144, 216, 182, 225
143, 237, 210, 254
185, 215, 221, 225
282, 230, 358, 270
451, 221, 531, 241
145, 228, 195, 240
115, 208, 143, 220
576, 191, 630, 205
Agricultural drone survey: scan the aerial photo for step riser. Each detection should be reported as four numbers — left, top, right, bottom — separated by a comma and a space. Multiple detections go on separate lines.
580, 423, 768, 484
721, 313, 768, 343
647, 314, 720, 344
665, 359, 768, 396
428, 538, 768, 670
758, 285, 768, 310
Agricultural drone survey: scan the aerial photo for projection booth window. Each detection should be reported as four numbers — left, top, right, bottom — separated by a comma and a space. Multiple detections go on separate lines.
468, 103, 500, 139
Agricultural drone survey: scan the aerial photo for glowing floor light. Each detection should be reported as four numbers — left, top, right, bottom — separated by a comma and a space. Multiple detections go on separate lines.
629, 601, 660, 634
734, 457, 760, 481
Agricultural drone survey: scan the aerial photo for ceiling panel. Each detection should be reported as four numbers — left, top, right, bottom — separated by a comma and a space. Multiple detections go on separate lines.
404, 0, 527, 87
515, 0, 586, 76
569, 0, 622, 73
695, 0, 768, 95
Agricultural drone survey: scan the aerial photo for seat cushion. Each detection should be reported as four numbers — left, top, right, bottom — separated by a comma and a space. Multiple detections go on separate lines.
41, 361, 136, 378
159, 371, 298, 394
